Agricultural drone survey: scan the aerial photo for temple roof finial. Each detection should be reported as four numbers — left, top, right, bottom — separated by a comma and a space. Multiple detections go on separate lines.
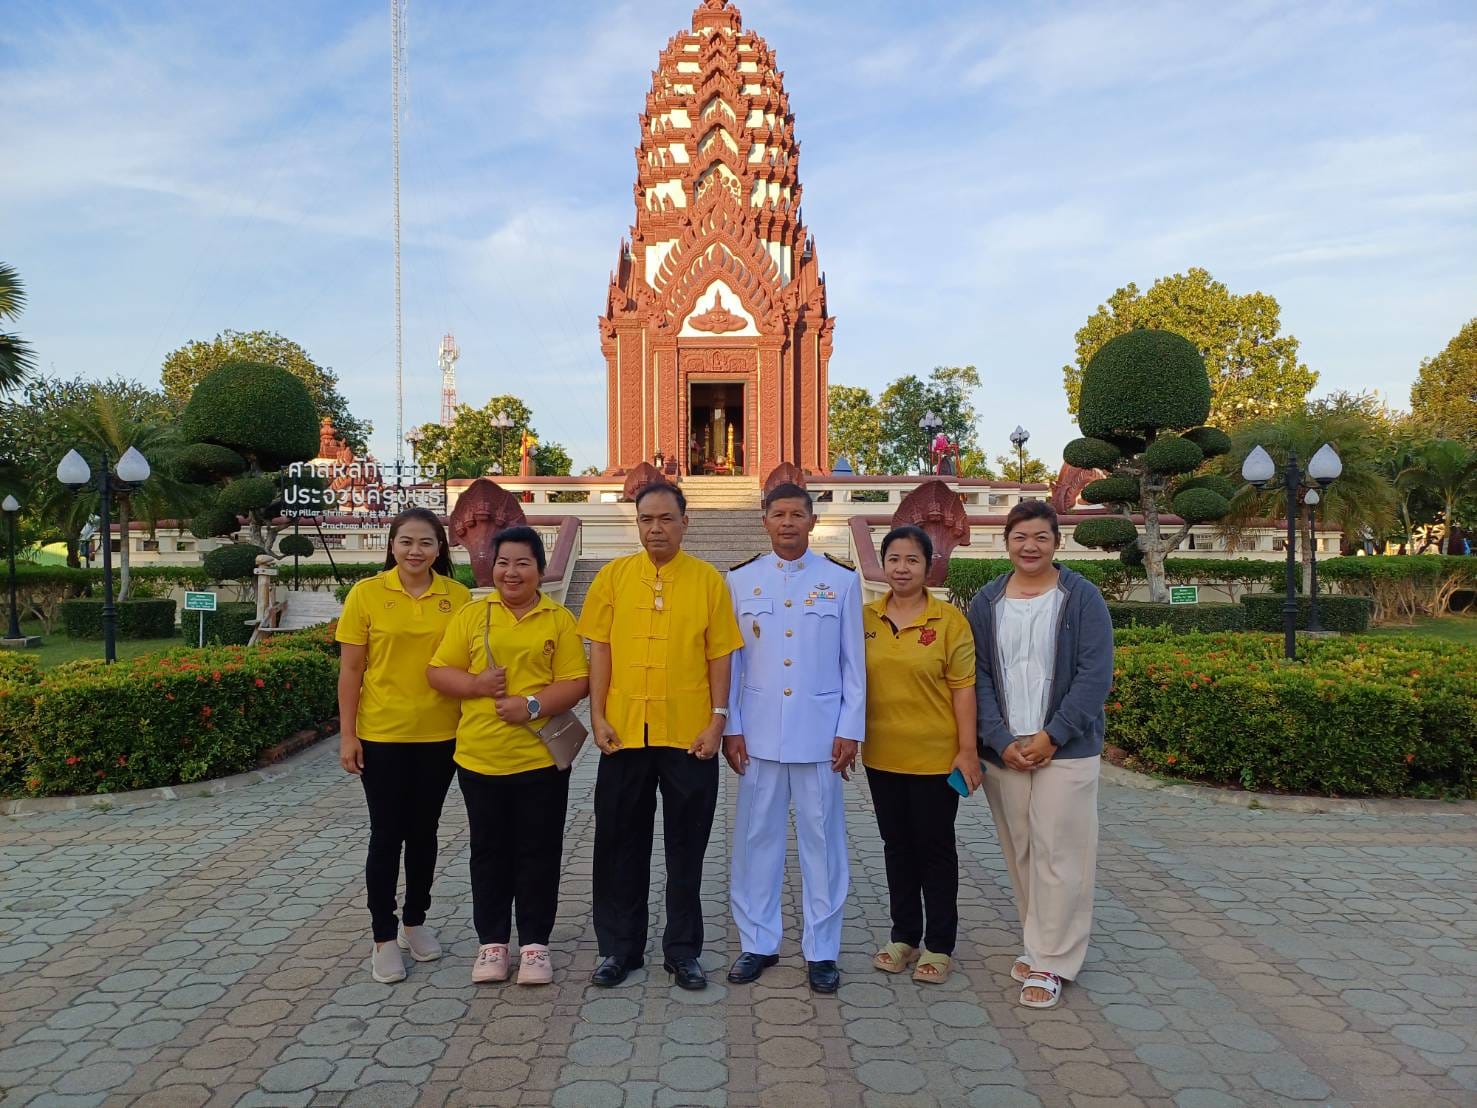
692, 0, 741, 33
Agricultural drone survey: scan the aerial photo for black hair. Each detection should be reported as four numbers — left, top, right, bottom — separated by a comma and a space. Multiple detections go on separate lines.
492, 525, 547, 574
763, 482, 814, 513
384, 507, 454, 577
1004, 498, 1061, 540
881, 524, 933, 565
633, 481, 686, 515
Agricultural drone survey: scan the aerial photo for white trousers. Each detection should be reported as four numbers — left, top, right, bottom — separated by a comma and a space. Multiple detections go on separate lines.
731, 757, 849, 962
981, 755, 1100, 979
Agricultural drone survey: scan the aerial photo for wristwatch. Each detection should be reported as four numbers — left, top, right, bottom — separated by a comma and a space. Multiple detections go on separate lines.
526, 696, 542, 720
711, 706, 729, 719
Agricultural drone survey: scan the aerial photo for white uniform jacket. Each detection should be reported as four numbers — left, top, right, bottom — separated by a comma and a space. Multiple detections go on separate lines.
724, 551, 866, 763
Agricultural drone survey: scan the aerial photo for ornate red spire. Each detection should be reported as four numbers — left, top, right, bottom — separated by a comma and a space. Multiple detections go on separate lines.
599, 0, 834, 475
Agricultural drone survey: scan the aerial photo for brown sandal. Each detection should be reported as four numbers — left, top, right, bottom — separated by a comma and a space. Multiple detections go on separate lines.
872, 942, 919, 974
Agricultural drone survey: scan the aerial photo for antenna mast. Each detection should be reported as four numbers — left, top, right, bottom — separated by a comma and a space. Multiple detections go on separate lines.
438, 334, 459, 426
391, 0, 407, 473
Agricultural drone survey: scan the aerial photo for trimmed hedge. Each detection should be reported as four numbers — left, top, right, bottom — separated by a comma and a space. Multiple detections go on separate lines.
1, 627, 340, 797
1109, 630, 1476, 797
1079, 330, 1211, 437
61, 599, 177, 640
203, 543, 268, 582
180, 361, 319, 470
1108, 601, 1245, 632
182, 601, 258, 646
1240, 594, 1374, 634
1074, 517, 1139, 552
1142, 434, 1205, 475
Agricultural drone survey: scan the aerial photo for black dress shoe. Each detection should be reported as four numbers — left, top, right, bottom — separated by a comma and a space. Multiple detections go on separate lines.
727, 952, 779, 984
663, 956, 708, 991
590, 955, 642, 987
807, 959, 841, 994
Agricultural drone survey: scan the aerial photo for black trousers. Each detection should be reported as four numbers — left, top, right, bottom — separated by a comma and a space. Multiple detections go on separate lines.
360, 739, 456, 942
459, 764, 571, 947
866, 766, 961, 955
593, 744, 719, 961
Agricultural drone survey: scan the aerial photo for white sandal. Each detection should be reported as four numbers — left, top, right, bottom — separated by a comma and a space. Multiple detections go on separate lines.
1020, 970, 1062, 1009
1011, 956, 1031, 984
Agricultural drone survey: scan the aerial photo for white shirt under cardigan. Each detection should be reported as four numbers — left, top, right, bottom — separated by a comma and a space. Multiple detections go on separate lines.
995, 590, 1063, 738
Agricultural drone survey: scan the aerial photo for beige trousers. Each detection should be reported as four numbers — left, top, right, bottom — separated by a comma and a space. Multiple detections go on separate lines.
981, 754, 1100, 979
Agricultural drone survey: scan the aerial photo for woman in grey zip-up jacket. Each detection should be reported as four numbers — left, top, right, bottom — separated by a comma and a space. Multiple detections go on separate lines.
966, 500, 1113, 1010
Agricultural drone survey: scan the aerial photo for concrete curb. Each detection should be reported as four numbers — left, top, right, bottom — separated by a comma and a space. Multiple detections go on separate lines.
1, 734, 336, 817
1101, 762, 1477, 816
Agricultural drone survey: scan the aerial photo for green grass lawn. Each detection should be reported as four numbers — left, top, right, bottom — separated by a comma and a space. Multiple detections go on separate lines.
1367, 614, 1477, 644
5, 619, 182, 668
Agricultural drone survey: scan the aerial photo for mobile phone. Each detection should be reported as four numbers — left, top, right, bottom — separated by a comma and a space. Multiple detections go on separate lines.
946, 767, 971, 797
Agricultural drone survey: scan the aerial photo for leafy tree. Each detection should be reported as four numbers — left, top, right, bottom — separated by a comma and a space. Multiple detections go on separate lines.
1223, 397, 1397, 589
827, 384, 885, 474
0, 263, 37, 392
1407, 439, 1477, 554
1065, 329, 1233, 603
176, 361, 320, 555
995, 449, 1052, 484
161, 329, 371, 452
879, 365, 983, 474
410, 396, 572, 480
1062, 268, 1317, 427
1410, 317, 1477, 444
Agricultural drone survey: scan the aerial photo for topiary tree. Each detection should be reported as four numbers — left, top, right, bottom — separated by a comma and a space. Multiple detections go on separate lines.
177, 361, 319, 558
1064, 329, 1232, 602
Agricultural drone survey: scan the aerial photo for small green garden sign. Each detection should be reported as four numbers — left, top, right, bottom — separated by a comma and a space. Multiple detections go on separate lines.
184, 592, 218, 612
1169, 585, 1199, 606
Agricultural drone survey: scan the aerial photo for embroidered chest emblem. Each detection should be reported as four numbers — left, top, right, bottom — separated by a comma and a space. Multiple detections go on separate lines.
543, 639, 555, 656
918, 627, 937, 647
438, 598, 453, 613
384, 601, 397, 609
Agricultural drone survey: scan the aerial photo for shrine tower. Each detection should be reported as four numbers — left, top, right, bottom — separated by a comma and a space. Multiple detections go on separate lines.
599, 0, 834, 476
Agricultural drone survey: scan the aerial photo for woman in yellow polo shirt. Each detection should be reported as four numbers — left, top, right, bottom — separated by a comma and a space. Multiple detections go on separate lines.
336, 507, 471, 985
428, 526, 589, 987
863, 525, 981, 984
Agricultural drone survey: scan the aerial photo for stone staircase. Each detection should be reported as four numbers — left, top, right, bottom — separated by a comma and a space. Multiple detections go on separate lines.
680, 475, 764, 510
564, 559, 607, 616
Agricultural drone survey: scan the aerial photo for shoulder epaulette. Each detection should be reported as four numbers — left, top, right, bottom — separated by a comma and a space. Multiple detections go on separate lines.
728, 553, 762, 572
824, 552, 856, 572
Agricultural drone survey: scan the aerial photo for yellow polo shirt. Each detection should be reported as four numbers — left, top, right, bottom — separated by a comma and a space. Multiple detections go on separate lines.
336, 569, 472, 743
429, 592, 589, 776
861, 593, 975, 775
576, 549, 743, 750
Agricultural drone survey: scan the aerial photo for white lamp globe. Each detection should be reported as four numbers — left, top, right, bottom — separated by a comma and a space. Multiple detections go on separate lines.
116, 446, 151, 484
1, 495, 19, 512
1241, 445, 1276, 485
56, 450, 92, 487
1308, 443, 1342, 485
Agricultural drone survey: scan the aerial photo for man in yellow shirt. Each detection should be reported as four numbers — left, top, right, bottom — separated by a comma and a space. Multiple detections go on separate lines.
576, 482, 743, 990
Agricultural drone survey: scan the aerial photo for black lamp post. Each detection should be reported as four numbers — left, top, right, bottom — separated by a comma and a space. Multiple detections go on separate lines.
1242, 442, 1341, 660
57, 446, 152, 663
492, 411, 514, 474
1305, 489, 1325, 633
2, 494, 38, 647
1010, 425, 1030, 484
918, 410, 942, 474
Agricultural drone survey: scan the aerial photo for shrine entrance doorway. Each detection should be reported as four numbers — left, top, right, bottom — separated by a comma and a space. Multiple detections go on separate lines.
688, 382, 746, 476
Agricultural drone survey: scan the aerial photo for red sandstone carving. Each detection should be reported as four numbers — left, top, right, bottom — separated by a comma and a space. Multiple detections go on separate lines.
599, 0, 834, 477
449, 479, 527, 588
622, 461, 672, 503
762, 462, 807, 500
893, 480, 972, 587
1052, 463, 1103, 516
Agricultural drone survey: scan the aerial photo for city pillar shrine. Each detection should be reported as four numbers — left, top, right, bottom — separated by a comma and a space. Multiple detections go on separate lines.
599, 0, 834, 477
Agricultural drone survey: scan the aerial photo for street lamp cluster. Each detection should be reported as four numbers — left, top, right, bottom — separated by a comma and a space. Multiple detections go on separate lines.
55, 446, 152, 663
1241, 441, 1342, 659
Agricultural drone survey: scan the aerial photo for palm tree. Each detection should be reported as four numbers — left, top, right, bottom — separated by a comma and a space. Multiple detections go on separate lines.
1224, 405, 1396, 592
0, 264, 37, 392
1409, 439, 1477, 554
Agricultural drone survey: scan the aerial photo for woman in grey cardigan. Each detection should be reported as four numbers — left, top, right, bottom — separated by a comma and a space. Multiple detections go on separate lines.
967, 500, 1114, 1009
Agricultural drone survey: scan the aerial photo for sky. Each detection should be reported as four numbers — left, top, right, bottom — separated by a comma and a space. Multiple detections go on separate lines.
4, 0, 1475, 474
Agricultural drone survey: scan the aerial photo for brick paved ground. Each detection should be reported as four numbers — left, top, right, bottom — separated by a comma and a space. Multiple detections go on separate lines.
2, 739, 1474, 1107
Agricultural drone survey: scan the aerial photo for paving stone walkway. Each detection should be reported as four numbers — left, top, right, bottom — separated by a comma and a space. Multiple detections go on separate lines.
2, 741, 1474, 1107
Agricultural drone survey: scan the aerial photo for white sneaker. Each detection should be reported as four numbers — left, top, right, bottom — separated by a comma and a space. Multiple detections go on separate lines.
371, 941, 407, 983
397, 925, 443, 962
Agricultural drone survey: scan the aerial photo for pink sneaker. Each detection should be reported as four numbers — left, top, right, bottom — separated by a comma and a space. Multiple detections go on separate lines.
518, 944, 553, 986
472, 943, 510, 983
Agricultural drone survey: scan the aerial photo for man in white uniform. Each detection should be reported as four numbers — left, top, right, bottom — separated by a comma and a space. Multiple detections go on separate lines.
723, 483, 866, 993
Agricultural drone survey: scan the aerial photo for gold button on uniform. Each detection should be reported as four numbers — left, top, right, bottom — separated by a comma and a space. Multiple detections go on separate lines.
785, 629, 793, 637
785, 599, 793, 608
784, 688, 792, 696
784, 658, 792, 666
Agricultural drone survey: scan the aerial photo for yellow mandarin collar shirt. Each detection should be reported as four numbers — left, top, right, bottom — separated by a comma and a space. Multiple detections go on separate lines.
860, 591, 976, 775
576, 548, 743, 750
335, 568, 472, 742
429, 590, 589, 777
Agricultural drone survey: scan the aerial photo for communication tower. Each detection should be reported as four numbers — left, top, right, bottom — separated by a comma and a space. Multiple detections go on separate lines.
438, 333, 459, 426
